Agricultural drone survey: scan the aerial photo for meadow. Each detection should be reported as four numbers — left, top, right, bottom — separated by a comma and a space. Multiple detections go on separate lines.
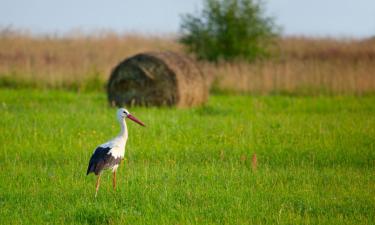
0, 88, 374, 224
0, 30, 374, 224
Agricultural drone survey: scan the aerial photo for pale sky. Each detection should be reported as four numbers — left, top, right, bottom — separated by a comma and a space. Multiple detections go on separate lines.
0, 0, 374, 37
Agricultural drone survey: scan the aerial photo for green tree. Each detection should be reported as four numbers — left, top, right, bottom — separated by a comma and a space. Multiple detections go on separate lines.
180, 0, 278, 62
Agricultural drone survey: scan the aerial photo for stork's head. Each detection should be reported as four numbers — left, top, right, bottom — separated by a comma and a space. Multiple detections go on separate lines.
117, 108, 145, 127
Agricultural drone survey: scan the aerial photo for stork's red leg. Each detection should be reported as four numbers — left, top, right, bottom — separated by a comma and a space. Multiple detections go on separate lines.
95, 174, 101, 198
113, 170, 116, 190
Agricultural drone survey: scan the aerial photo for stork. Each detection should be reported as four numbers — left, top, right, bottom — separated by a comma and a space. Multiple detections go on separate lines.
86, 108, 145, 197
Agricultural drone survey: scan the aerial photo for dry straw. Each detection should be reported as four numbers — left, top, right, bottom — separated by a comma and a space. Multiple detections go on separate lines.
107, 51, 209, 107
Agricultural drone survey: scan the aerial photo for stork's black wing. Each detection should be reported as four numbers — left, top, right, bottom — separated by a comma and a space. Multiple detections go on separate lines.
86, 147, 121, 175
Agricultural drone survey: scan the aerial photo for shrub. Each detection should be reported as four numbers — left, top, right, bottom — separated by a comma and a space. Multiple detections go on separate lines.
179, 0, 279, 62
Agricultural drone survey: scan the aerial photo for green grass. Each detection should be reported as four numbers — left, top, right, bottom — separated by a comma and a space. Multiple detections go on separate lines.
0, 89, 374, 224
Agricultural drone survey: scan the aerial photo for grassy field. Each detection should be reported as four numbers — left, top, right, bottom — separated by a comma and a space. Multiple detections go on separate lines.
0, 88, 374, 224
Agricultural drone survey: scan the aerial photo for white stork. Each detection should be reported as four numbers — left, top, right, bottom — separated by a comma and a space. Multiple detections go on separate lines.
86, 108, 145, 197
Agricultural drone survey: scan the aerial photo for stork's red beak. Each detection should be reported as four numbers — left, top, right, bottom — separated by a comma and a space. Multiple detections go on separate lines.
127, 114, 145, 127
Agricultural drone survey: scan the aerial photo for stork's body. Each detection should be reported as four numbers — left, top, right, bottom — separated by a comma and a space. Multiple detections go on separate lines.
86, 108, 145, 197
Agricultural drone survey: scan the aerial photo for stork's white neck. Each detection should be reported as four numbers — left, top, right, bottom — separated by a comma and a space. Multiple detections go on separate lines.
119, 118, 128, 139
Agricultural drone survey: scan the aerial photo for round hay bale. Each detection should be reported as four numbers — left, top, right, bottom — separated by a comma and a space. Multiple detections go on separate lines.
107, 51, 208, 107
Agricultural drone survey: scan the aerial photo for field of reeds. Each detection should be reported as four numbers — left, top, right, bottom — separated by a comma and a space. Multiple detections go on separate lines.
1, 30, 374, 95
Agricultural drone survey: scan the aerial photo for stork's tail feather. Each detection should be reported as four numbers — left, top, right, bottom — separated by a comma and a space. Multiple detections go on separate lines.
86, 163, 95, 175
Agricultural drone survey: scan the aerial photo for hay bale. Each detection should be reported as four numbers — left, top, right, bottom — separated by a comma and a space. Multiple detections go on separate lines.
107, 51, 208, 107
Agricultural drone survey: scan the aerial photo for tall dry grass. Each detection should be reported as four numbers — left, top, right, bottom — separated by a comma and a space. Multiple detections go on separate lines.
0, 31, 182, 90
209, 37, 375, 95
0, 30, 374, 94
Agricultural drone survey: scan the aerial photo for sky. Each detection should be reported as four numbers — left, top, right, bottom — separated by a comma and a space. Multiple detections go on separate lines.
0, 0, 374, 38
